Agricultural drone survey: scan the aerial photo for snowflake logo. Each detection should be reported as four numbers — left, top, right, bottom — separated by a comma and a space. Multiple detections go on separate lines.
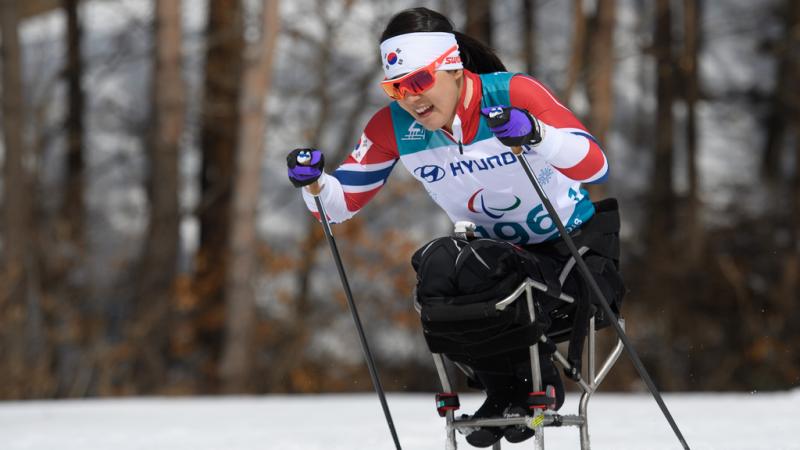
537, 167, 554, 185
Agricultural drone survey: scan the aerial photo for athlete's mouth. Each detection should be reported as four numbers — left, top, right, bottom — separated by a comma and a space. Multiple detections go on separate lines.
414, 104, 434, 117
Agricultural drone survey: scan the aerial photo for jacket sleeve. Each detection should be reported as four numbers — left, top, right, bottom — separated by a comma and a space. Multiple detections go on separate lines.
301, 106, 400, 223
509, 74, 608, 183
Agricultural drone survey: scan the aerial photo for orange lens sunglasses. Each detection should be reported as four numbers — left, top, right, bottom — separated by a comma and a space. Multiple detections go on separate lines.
380, 45, 459, 100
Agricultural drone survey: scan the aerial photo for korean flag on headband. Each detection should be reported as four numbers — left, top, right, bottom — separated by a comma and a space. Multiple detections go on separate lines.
351, 133, 373, 163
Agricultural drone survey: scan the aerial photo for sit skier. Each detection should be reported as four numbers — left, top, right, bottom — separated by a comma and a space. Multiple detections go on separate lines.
287, 7, 624, 448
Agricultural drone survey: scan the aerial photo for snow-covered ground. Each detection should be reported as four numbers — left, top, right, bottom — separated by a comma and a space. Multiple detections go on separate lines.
1, 390, 798, 450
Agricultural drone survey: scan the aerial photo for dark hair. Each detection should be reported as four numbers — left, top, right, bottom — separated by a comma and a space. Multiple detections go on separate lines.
380, 7, 507, 74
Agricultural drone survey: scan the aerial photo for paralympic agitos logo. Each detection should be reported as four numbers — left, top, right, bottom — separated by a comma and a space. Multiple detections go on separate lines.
467, 188, 522, 219
414, 165, 446, 183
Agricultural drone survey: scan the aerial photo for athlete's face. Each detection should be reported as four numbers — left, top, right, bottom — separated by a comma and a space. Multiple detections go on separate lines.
396, 70, 463, 131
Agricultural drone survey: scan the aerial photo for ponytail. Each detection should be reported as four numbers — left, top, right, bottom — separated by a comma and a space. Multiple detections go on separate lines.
380, 7, 507, 74
452, 31, 507, 74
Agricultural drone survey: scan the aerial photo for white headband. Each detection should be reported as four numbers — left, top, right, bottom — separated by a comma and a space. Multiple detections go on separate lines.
379, 32, 463, 80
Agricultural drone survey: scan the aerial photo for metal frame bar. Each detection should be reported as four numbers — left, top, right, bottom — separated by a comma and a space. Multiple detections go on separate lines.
432, 278, 626, 449
525, 285, 545, 450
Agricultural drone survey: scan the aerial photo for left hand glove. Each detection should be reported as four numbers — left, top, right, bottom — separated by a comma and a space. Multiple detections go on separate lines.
480, 105, 542, 147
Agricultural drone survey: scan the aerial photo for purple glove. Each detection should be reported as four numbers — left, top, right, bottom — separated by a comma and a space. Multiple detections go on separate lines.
480, 105, 542, 147
287, 148, 325, 188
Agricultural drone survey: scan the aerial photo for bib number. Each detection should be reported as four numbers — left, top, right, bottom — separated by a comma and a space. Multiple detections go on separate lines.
474, 205, 557, 245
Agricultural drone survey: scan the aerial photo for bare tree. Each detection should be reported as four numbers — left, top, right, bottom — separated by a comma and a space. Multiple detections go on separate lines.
465, 0, 492, 46
220, 0, 281, 393
648, 0, 676, 253
521, 0, 537, 74
638, 0, 679, 387
61, 0, 86, 268
191, 0, 244, 390
681, 0, 703, 263
562, 0, 586, 103
1, 0, 37, 399
50, 0, 91, 399
19, 0, 61, 18
585, 0, 615, 200
761, 1, 798, 182
787, 72, 800, 317
129, 0, 185, 392
777, 0, 800, 325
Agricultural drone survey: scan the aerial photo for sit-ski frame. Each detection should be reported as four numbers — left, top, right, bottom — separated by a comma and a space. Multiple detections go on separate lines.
431, 268, 625, 450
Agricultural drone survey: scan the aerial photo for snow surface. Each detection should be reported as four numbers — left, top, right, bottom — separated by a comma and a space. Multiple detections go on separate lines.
2, 391, 799, 450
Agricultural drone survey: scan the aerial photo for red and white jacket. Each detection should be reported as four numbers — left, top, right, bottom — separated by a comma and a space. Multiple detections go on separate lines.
302, 70, 608, 245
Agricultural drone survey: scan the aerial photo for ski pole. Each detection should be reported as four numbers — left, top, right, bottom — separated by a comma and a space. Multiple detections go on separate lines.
506, 143, 691, 450
307, 183, 402, 450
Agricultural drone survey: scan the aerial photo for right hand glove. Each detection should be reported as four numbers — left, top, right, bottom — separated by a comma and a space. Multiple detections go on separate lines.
286, 148, 325, 188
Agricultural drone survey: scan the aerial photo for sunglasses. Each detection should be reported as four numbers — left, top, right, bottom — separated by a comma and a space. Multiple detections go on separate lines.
380, 45, 459, 100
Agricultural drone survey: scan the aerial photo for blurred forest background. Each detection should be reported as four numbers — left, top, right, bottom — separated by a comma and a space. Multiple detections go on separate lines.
0, 0, 798, 400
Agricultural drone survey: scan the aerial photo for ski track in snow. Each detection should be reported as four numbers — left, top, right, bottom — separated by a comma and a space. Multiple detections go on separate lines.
1, 391, 799, 450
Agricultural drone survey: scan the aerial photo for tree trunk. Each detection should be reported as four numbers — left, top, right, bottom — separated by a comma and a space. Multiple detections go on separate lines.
761, 1, 798, 182
465, 0, 492, 46
54, 0, 90, 399
62, 0, 86, 264
681, 0, 703, 263
522, 0, 536, 74
648, 0, 675, 254
631, 0, 650, 152
1, 0, 36, 398
585, 0, 615, 200
562, 0, 587, 104
219, 0, 280, 393
20, 0, 61, 18
191, 0, 243, 390
644, 0, 678, 387
778, 0, 800, 327
131, 0, 185, 392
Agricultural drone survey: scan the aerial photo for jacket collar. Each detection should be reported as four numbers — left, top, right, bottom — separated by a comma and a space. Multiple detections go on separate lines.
415, 69, 483, 146
447, 69, 482, 145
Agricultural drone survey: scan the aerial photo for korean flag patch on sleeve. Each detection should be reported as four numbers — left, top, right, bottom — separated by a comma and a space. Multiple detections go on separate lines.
351, 133, 373, 163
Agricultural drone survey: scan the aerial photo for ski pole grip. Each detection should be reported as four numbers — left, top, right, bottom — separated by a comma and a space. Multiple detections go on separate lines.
512, 145, 524, 156
295, 153, 323, 196
484, 105, 511, 128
